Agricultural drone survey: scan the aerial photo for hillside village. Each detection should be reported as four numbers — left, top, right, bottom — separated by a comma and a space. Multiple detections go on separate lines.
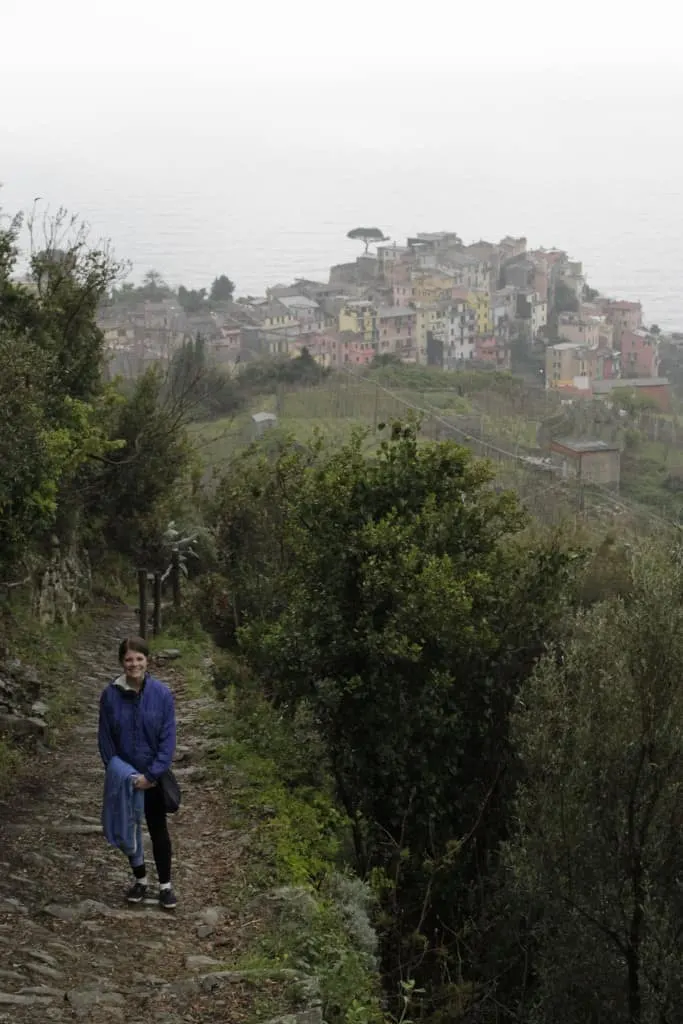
100, 230, 669, 409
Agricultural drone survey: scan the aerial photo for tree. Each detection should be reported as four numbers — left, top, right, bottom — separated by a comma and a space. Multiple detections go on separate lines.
346, 227, 389, 254
0, 207, 124, 568
210, 274, 235, 303
506, 542, 683, 1024
165, 334, 243, 421
110, 268, 173, 304
87, 365, 195, 566
208, 422, 576, 1018
553, 279, 579, 315
177, 285, 208, 314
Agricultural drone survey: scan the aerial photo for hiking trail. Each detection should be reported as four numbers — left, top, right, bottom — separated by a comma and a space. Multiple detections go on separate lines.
0, 607, 263, 1023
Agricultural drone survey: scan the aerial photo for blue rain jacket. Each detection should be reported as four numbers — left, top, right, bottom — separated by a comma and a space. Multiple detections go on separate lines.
98, 673, 176, 785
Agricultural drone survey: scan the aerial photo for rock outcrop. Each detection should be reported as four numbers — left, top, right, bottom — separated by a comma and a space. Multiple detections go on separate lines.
0, 657, 47, 743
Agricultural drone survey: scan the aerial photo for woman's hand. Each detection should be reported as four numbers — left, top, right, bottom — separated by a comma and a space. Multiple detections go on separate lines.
133, 774, 155, 790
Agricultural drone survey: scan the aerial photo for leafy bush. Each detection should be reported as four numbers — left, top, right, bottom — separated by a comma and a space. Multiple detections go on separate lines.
202, 420, 578, 1018
86, 366, 196, 565
507, 542, 683, 1023
0, 206, 124, 572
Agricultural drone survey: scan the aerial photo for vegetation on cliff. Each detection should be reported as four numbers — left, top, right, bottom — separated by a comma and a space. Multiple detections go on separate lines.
195, 415, 683, 1023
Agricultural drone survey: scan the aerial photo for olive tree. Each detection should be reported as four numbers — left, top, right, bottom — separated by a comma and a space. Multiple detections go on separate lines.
507, 542, 683, 1024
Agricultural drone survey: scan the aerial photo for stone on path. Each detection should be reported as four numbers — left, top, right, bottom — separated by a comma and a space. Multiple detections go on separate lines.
0, 992, 54, 1006
0, 897, 27, 914
65, 988, 125, 1011
185, 954, 224, 971
28, 962, 64, 981
26, 949, 59, 967
51, 823, 102, 835
0, 969, 26, 983
43, 899, 126, 922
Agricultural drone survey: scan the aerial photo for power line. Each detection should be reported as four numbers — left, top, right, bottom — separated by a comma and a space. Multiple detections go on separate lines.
339, 367, 678, 531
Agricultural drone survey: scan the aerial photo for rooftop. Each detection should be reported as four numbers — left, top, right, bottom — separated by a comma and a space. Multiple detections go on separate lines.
377, 306, 417, 319
440, 251, 480, 267
277, 295, 320, 311
606, 299, 642, 310
592, 377, 669, 392
552, 438, 620, 454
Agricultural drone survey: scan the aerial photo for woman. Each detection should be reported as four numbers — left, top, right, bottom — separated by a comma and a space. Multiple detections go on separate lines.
98, 636, 177, 910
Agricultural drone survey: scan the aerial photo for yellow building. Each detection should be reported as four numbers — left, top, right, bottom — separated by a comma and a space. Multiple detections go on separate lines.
338, 302, 377, 343
263, 307, 299, 332
414, 303, 448, 363
411, 272, 455, 304
467, 290, 491, 335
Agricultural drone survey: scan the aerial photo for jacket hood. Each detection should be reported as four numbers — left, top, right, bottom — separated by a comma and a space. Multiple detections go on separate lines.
113, 673, 146, 692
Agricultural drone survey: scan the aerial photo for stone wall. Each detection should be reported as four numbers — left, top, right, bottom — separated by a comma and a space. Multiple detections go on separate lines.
36, 539, 92, 626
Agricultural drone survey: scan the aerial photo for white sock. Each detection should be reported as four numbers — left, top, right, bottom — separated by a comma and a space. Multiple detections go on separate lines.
134, 875, 148, 887
159, 881, 172, 891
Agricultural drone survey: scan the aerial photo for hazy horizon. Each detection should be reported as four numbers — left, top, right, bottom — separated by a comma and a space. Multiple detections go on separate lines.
3, 0, 683, 325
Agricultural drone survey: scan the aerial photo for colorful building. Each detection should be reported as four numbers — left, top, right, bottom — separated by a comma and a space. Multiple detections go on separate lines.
467, 289, 491, 335
545, 341, 618, 391
620, 329, 659, 378
592, 377, 670, 412
604, 300, 643, 349
444, 300, 477, 366
338, 301, 377, 343
376, 307, 417, 358
474, 335, 511, 369
414, 303, 448, 363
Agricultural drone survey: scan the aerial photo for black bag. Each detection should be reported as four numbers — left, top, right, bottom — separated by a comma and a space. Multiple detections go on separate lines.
158, 768, 181, 814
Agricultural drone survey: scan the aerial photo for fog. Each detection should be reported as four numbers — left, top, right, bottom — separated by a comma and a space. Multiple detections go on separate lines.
2, 0, 682, 322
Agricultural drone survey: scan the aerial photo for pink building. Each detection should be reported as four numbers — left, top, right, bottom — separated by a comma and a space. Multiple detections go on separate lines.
303, 332, 342, 368
305, 331, 375, 368
620, 329, 659, 378
340, 332, 375, 366
393, 282, 413, 307
604, 300, 643, 349
473, 335, 511, 369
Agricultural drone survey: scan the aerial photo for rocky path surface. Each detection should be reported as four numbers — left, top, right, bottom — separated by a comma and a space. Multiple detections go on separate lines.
0, 608, 261, 1023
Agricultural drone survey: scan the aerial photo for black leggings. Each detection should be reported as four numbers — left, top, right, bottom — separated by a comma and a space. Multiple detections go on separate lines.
129, 786, 172, 885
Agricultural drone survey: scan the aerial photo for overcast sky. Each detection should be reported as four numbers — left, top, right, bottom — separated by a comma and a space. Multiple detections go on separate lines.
2, 0, 678, 67
2, 0, 683, 321
2, 0, 681, 159
1, 0, 679, 84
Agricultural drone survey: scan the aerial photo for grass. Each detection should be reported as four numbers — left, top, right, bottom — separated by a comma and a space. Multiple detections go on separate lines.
190, 367, 555, 482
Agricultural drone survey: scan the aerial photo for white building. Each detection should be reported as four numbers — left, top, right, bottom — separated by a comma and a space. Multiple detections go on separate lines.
444, 299, 477, 367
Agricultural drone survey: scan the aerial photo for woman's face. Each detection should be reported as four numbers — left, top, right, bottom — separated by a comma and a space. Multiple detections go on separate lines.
122, 649, 148, 683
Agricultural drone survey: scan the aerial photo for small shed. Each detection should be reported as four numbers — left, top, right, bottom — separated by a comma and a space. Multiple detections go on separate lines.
550, 438, 621, 488
251, 411, 278, 438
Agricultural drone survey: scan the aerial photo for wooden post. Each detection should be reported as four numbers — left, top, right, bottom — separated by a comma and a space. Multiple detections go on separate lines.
171, 547, 181, 608
137, 569, 148, 639
153, 572, 162, 636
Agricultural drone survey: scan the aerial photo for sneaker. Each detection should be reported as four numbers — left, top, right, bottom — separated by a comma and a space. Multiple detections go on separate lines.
126, 881, 148, 904
158, 887, 177, 910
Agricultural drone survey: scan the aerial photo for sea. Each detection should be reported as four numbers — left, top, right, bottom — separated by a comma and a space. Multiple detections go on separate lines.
2, 66, 683, 329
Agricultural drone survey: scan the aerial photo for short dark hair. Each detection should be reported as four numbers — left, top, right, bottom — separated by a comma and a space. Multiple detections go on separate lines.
118, 636, 150, 663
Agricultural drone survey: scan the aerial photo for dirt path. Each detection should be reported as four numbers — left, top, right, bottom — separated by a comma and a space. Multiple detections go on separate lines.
0, 607, 263, 1023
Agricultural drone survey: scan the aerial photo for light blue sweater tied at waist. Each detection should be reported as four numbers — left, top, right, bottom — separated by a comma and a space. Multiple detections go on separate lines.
101, 755, 145, 865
